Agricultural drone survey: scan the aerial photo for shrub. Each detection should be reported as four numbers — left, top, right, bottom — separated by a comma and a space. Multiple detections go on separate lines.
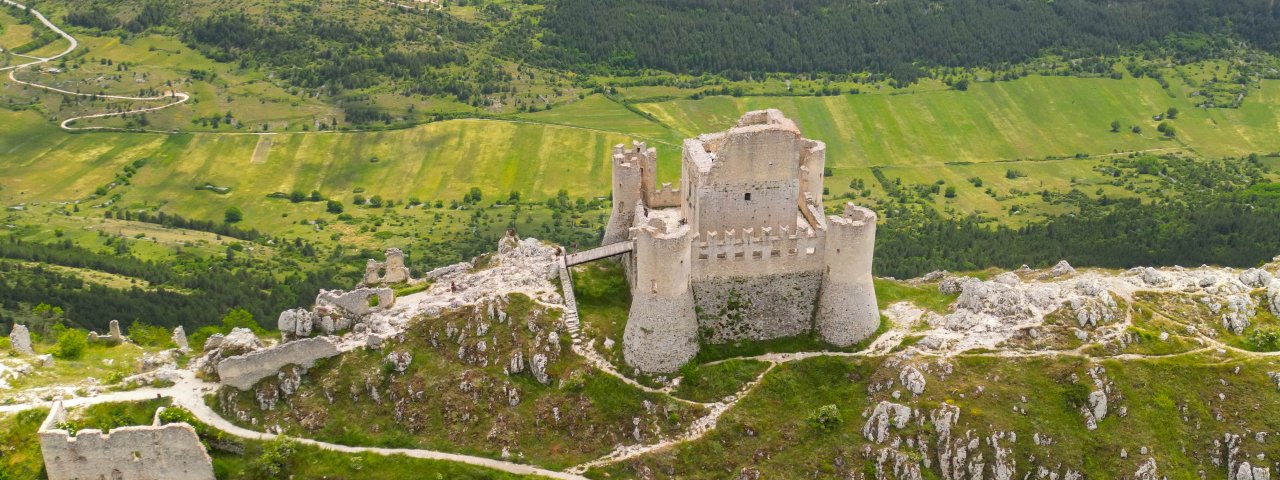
326, 200, 343, 214
224, 206, 243, 223
1247, 327, 1280, 352
128, 321, 171, 347
807, 404, 843, 432
53, 328, 87, 360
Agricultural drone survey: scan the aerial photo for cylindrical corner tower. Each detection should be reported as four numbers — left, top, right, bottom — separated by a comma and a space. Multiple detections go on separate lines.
623, 223, 698, 373
815, 203, 879, 346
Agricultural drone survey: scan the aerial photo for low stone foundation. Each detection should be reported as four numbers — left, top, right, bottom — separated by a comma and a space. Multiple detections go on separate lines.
38, 400, 214, 480
217, 336, 340, 390
692, 270, 823, 343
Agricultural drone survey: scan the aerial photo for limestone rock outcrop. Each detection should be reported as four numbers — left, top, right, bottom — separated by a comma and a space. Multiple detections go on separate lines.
900, 366, 926, 395
172, 326, 189, 351
9, 323, 33, 355
386, 350, 412, 374
1239, 268, 1274, 288
1268, 280, 1280, 317
192, 327, 263, 378
217, 336, 340, 390
862, 401, 912, 444
1222, 293, 1258, 334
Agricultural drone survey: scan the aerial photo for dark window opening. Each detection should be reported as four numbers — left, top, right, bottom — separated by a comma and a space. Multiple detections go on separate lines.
744, 192, 752, 201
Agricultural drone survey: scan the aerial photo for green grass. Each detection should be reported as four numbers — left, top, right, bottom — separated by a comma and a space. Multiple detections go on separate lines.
0, 400, 551, 480
672, 359, 771, 403
589, 353, 1280, 479
212, 293, 704, 470
874, 278, 956, 313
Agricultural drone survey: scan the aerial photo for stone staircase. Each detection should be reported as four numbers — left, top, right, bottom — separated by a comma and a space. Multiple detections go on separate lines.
556, 258, 582, 345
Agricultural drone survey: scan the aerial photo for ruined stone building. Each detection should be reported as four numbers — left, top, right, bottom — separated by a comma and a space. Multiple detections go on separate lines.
605, 109, 879, 373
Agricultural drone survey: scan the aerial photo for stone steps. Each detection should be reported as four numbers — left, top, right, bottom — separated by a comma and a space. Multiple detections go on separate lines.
557, 258, 583, 345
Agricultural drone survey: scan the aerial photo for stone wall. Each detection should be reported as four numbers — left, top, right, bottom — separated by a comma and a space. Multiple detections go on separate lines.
363, 247, 411, 285
692, 270, 823, 343
217, 336, 340, 390
38, 401, 215, 480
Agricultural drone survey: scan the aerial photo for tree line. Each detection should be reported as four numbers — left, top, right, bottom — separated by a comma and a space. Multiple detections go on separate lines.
533, 0, 1280, 81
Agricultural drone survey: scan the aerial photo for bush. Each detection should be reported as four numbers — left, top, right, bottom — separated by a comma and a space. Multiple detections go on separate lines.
220, 308, 263, 334
807, 404, 843, 432
224, 206, 244, 223
1247, 327, 1280, 352
326, 200, 343, 214
53, 328, 87, 360
128, 321, 172, 347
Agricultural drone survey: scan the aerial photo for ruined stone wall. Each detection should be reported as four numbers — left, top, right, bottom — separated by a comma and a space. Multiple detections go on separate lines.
363, 248, 410, 285
39, 401, 215, 480
815, 204, 880, 346
217, 336, 340, 390
692, 270, 823, 343
798, 139, 826, 208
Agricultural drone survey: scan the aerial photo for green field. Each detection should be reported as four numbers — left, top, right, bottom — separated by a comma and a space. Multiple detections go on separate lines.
5, 72, 1280, 236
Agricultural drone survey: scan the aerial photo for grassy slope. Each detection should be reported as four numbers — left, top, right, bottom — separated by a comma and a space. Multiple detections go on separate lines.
0, 399, 547, 479
589, 353, 1280, 479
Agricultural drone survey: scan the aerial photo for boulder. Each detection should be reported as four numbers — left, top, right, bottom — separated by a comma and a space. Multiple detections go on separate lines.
1239, 268, 1274, 288
899, 366, 926, 395
9, 324, 33, 355
1268, 280, 1280, 317
386, 351, 412, 374
1045, 260, 1076, 278
277, 308, 315, 341
531, 353, 549, 385
1221, 293, 1258, 335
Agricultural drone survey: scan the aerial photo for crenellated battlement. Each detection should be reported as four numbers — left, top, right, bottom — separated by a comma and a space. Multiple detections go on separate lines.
608, 110, 879, 373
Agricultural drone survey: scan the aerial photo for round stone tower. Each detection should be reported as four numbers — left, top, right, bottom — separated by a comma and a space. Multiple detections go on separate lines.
814, 203, 879, 346
622, 217, 698, 373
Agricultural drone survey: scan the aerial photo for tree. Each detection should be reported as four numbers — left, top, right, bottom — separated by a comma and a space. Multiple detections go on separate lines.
1163, 125, 1177, 138
224, 206, 243, 223
1110, 120, 1121, 133
945, 185, 957, 198
1166, 107, 1179, 119
508, 191, 521, 203
326, 200, 343, 214
1131, 125, 1142, 134
353, 194, 366, 205
289, 190, 306, 203
309, 190, 322, 202
368, 195, 383, 208
466, 187, 483, 204
220, 307, 262, 334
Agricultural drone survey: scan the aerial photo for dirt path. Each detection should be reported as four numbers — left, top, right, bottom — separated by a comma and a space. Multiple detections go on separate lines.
1, 0, 190, 131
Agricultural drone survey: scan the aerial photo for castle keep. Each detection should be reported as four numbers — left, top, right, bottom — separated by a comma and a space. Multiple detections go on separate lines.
605, 109, 879, 373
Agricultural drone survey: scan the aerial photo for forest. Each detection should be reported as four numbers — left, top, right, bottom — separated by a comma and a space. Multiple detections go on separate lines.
873, 155, 1280, 278
535, 0, 1280, 80
0, 238, 357, 334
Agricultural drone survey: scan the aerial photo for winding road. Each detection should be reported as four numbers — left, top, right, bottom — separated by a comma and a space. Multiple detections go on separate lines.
1, 0, 190, 131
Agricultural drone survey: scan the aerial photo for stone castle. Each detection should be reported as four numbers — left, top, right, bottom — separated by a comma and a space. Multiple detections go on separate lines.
605, 109, 879, 373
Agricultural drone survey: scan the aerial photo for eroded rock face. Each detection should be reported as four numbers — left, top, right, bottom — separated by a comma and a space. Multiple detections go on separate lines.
218, 337, 339, 390
9, 324, 33, 355
1239, 268, 1274, 288
277, 308, 316, 341
531, 353, 549, 385
1268, 280, 1280, 317
862, 401, 912, 444
192, 328, 264, 379
1222, 293, 1258, 335
1133, 457, 1159, 480
900, 366, 926, 396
